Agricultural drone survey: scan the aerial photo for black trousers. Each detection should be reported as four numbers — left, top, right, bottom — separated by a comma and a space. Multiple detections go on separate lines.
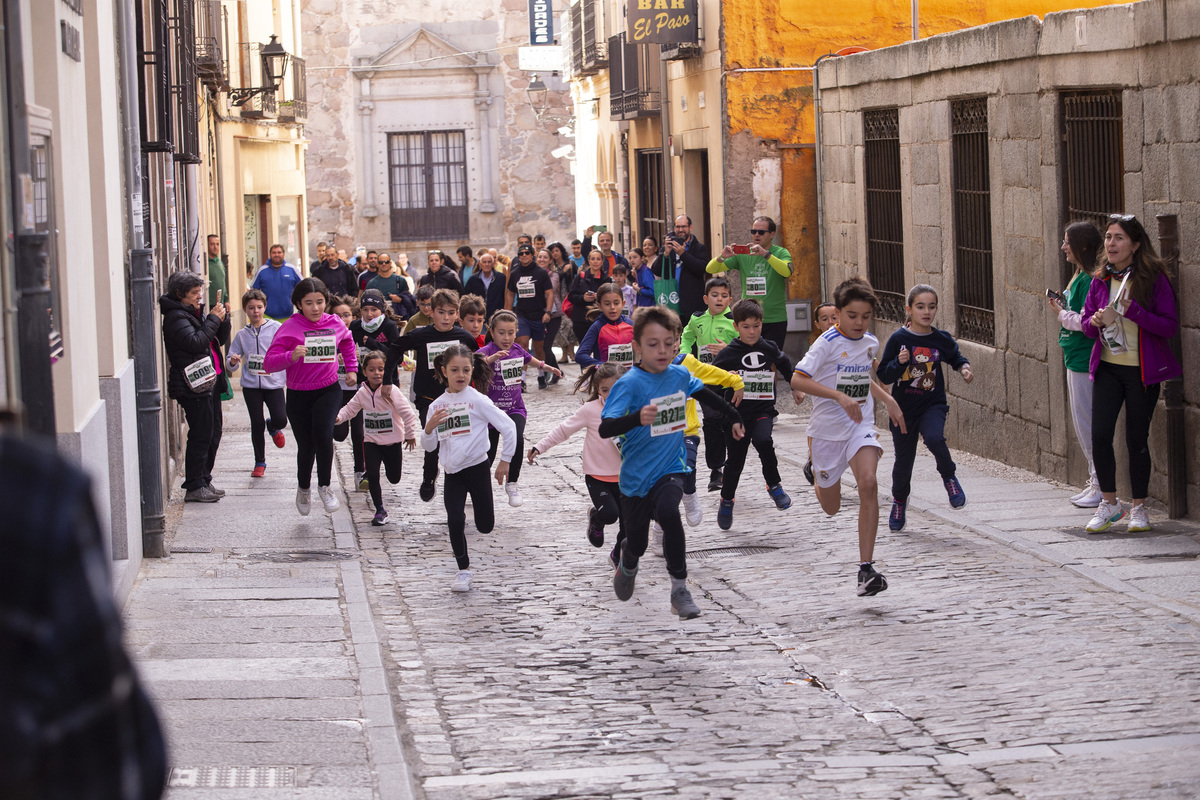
761, 320, 788, 352
444, 460, 494, 570
364, 441, 403, 511
620, 473, 687, 579
1092, 361, 1160, 498
571, 312, 592, 344
700, 401, 727, 473
586, 475, 624, 538
890, 403, 955, 502
333, 388, 366, 472
684, 435, 700, 494
721, 414, 780, 501
176, 390, 223, 491
486, 412, 526, 483
415, 398, 440, 484
543, 315, 563, 371
243, 386, 287, 464
285, 381, 341, 490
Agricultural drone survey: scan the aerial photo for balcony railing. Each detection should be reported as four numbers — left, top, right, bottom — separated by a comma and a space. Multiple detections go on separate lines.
277, 57, 307, 122
616, 89, 660, 119
195, 0, 226, 88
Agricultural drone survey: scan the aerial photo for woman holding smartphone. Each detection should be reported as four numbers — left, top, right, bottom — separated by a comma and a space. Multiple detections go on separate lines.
1079, 214, 1180, 534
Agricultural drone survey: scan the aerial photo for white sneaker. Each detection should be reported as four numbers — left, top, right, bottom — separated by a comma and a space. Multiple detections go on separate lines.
1085, 499, 1126, 533
505, 482, 524, 507
317, 485, 339, 514
451, 570, 473, 592
650, 520, 664, 557
296, 488, 311, 516
682, 492, 703, 527
1127, 503, 1151, 533
1071, 484, 1104, 508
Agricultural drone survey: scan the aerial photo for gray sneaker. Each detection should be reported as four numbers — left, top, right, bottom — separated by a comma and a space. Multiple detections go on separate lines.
670, 585, 702, 619
613, 560, 638, 601
184, 485, 220, 503
205, 482, 226, 497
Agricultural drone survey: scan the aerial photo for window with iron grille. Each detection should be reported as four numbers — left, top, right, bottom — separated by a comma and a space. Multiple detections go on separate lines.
171, 0, 200, 164
951, 97, 994, 345
388, 131, 469, 242
1061, 91, 1124, 236
863, 108, 905, 322
636, 149, 665, 247
31, 137, 64, 359
570, 1, 583, 75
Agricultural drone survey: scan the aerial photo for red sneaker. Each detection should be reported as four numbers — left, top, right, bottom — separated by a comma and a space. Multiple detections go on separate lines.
272, 430, 286, 448
251, 464, 266, 478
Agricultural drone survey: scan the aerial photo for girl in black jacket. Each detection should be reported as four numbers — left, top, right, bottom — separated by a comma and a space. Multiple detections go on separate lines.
568, 249, 610, 343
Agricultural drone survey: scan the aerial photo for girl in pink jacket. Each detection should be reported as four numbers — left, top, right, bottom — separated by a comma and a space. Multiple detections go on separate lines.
336, 351, 420, 526
528, 363, 625, 562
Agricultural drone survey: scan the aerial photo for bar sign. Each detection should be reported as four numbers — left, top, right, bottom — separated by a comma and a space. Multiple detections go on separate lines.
529, 0, 552, 45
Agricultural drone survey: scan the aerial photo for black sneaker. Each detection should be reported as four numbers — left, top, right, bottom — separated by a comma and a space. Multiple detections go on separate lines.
717, 498, 734, 530
549, 373, 560, 385
537, 375, 547, 390
803, 459, 815, 485
586, 508, 605, 548
419, 480, 436, 502
608, 543, 620, 569
707, 469, 723, 492
856, 563, 888, 597
613, 559, 638, 601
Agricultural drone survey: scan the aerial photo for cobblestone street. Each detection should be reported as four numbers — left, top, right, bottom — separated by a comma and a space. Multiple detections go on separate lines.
130, 367, 1200, 799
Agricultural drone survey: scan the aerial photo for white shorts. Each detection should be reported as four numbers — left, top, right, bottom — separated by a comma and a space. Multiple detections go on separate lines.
810, 422, 882, 489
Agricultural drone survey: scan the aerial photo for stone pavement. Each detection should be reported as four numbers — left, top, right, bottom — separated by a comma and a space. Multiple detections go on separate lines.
126, 363, 1200, 799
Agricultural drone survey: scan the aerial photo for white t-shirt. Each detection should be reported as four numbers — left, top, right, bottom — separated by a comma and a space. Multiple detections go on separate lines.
795, 327, 879, 442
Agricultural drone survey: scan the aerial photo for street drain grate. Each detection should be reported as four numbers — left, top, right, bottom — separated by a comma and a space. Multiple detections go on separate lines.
240, 550, 357, 563
170, 546, 213, 554
688, 546, 780, 561
168, 766, 296, 788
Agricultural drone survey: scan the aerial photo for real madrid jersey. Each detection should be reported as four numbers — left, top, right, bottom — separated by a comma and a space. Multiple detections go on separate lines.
795, 326, 878, 442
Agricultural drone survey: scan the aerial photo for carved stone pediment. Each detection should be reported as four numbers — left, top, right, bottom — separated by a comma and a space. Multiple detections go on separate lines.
354, 28, 494, 76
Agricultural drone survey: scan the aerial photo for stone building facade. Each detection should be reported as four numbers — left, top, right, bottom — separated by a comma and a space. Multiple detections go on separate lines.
816, 0, 1198, 516
302, 0, 576, 259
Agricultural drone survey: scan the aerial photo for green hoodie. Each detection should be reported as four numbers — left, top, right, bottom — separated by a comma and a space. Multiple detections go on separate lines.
680, 308, 737, 365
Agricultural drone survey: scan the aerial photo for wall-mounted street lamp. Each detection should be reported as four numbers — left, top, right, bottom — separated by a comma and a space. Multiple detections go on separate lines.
526, 73, 549, 120
228, 35, 290, 107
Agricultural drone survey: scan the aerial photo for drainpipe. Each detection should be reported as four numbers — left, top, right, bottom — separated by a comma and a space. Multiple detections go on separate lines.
1157, 214, 1187, 520
658, 44, 673, 228
617, 125, 631, 251
812, 54, 833, 303
209, 94, 228, 278
118, 0, 167, 557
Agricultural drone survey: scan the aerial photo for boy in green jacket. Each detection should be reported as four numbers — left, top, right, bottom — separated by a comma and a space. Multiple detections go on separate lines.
680, 276, 738, 491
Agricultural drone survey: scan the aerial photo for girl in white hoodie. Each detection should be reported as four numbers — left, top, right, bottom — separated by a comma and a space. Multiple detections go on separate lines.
421, 344, 518, 593
335, 351, 420, 526
228, 289, 288, 477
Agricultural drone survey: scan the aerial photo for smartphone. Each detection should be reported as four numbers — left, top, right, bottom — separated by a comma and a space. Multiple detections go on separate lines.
732, 244, 751, 255
1045, 288, 1063, 302
593, 224, 608, 233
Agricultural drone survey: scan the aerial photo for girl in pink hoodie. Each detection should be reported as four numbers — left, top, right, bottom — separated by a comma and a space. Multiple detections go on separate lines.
528, 363, 625, 561
263, 278, 358, 517
336, 351, 419, 526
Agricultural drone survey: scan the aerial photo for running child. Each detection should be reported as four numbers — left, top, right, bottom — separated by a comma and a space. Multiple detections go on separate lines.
790, 277, 905, 596
803, 302, 839, 484
422, 344, 519, 593
330, 296, 367, 490
876, 284, 974, 531
599, 306, 744, 619
575, 283, 634, 369
479, 310, 562, 507
680, 276, 737, 491
528, 363, 625, 552
459, 294, 489, 347
335, 351, 419, 526
263, 278, 358, 516
611, 263, 638, 317
349, 290, 403, 385
227, 288, 287, 477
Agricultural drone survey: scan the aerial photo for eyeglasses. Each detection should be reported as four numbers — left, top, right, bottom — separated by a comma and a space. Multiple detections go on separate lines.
750, 229, 772, 236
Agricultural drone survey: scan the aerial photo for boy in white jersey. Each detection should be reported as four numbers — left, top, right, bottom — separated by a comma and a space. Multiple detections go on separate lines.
791, 277, 905, 597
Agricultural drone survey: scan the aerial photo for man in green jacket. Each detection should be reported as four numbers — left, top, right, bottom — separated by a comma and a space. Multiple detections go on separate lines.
708, 215, 793, 350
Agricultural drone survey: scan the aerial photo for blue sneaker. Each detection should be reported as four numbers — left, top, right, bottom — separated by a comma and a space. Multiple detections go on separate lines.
717, 498, 734, 530
944, 476, 966, 509
889, 498, 907, 532
768, 483, 792, 510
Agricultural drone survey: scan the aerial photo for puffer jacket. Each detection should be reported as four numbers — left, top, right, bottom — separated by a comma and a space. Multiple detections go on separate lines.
159, 294, 231, 400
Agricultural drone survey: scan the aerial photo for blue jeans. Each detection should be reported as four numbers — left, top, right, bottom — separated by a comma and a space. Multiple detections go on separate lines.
890, 403, 955, 502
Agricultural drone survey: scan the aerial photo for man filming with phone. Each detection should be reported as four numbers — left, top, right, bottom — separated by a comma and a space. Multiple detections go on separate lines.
662, 214, 711, 323
709, 215, 793, 350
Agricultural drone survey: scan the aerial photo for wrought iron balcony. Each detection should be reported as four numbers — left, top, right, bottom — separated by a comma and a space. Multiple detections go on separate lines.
276, 57, 307, 122
195, 0, 226, 89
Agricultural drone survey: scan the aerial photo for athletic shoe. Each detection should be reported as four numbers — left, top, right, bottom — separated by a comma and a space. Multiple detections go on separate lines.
505, 483, 524, 507
1085, 499, 1126, 533
184, 486, 220, 503
586, 508, 605, 548
608, 544, 621, 569
717, 498, 734, 530
206, 483, 226, 497
613, 559, 638, 601
650, 521, 664, 557
549, 373, 560, 385
451, 570, 472, 593
317, 485, 339, 514
707, 469, 723, 492
1071, 484, 1104, 508
944, 476, 967, 508
251, 464, 266, 478
682, 492, 703, 527
1127, 503, 1151, 533
768, 483, 791, 510
419, 480, 436, 502
296, 488, 311, 516
803, 458, 815, 485
670, 585, 702, 619
889, 498, 907, 531
353, 472, 367, 492
372, 509, 389, 526
537, 375, 547, 390
520, 380, 527, 394
271, 430, 286, 448
857, 563, 888, 596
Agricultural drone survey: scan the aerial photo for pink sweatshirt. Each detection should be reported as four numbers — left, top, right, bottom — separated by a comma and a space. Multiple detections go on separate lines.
263, 312, 357, 391
532, 399, 622, 482
335, 383, 420, 445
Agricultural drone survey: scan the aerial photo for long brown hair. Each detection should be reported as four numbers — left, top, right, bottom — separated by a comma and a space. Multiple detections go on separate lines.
433, 343, 491, 392
1106, 215, 1168, 305
1065, 221, 1102, 278
574, 362, 624, 400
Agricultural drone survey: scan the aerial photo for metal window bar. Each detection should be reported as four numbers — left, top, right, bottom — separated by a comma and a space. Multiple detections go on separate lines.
171, 0, 201, 164
30, 139, 64, 359
863, 108, 905, 322
950, 97, 994, 345
1061, 91, 1124, 232
139, 0, 174, 152
388, 131, 470, 241
237, 42, 276, 117
637, 149, 665, 247
570, 1, 583, 75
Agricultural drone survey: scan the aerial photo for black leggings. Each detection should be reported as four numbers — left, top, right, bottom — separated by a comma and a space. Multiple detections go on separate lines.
586, 475, 624, 540
486, 412, 526, 483
890, 403, 955, 502
333, 388, 366, 472
364, 441, 403, 511
620, 473, 687, 579
243, 387, 287, 464
286, 381, 342, 490
1092, 361, 1160, 498
543, 316, 563, 371
415, 398, 440, 484
444, 460, 494, 570
761, 320, 788, 352
700, 397, 727, 473
721, 414, 781, 501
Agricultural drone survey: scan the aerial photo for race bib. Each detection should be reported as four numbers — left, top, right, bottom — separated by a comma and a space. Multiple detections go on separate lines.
304, 330, 337, 363
516, 276, 536, 299
363, 409, 394, 435
426, 339, 455, 369
698, 350, 715, 365
741, 370, 775, 401
649, 391, 687, 437
836, 364, 871, 400
436, 402, 472, 440
500, 357, 525, 386
246, 353, 267, 376
607, 342, 634, 365
745, 273, 768, 297
184, 355, 216, 390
